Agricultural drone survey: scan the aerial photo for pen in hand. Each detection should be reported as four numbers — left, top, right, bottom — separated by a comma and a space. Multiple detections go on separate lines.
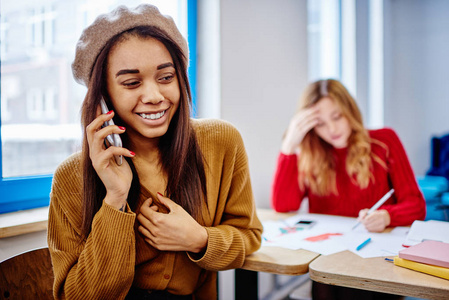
352, 189, 395, 230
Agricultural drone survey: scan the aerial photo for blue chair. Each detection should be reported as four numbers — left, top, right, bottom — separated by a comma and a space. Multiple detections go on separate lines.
417, 175, 448, 221
427, 133, 449, 181
442, 192, 449, 206
417, 132, 449, 221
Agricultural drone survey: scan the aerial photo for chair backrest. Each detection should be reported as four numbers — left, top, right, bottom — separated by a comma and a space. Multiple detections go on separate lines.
0, 247, 54, 299
427, 133, 449, 181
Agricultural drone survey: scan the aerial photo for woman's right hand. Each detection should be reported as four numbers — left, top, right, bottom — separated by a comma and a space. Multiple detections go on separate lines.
281, 106, 319, 154
85, 109, 135, 210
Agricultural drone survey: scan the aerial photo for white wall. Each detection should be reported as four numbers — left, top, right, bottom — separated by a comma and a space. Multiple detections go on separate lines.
198, 0, 309, 210
197, 1, 308, 299
0, 230, 47, 261
384, 0, 449, 175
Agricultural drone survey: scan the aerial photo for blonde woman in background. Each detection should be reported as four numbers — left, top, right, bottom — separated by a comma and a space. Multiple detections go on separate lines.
271, 79, 425, 299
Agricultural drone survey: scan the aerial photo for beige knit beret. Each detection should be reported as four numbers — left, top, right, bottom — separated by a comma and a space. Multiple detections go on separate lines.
72, 4, 189, 86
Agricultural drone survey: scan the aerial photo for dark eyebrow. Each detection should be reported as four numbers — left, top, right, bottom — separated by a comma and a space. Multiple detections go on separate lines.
115, 63, 174, 77
157, 62, 174, 70
116, 69, 139, 77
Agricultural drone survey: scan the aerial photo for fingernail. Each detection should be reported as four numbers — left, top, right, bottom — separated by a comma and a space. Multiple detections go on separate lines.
118, 126, 126, 130
107, 110, 113, 114
129, 151, 135, 156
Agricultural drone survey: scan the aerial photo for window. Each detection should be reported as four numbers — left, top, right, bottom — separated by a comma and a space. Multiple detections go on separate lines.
0, 0, 197, 213
307, 0, 341, 82
28, 5, 56, 49
0, 15, 8, 58
27, 88, 58, 121
307, 0, 383, 127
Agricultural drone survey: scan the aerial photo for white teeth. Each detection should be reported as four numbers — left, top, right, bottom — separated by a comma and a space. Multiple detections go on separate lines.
139, 110, 166, 120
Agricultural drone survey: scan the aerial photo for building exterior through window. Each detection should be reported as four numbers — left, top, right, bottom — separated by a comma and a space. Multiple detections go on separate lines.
1, 0, 187, 178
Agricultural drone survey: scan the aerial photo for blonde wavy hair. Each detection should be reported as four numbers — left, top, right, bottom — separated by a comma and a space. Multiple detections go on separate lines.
296, 79, 386, 196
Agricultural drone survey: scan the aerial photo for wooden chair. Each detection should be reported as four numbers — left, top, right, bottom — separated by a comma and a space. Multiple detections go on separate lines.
0, 247, 54, 299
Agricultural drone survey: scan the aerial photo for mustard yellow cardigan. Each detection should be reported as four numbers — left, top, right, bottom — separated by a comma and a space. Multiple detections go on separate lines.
47, 119, 262, 300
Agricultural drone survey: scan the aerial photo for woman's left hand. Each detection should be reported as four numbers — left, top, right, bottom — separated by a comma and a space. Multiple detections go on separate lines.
357, 209, 391, 232
137, 194, 208, 253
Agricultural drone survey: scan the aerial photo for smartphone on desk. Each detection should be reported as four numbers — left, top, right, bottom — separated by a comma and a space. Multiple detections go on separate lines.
296, 220, 316, 229
100, 98, 123, 165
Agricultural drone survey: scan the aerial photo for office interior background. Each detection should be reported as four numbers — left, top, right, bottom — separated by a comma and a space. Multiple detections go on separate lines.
1, 0, 448, 299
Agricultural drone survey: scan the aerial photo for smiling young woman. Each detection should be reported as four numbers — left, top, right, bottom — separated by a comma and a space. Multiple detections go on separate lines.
106, 36, 181, 144
47, 5, 262, 300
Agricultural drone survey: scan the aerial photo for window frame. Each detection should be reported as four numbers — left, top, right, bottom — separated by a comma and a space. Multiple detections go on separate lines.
0, 0, 197, 214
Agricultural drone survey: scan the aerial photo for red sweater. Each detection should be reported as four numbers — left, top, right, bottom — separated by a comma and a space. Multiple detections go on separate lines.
271, 128, 426, 227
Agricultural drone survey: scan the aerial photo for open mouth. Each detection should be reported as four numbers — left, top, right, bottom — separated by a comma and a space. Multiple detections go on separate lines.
138, 109, 167, 120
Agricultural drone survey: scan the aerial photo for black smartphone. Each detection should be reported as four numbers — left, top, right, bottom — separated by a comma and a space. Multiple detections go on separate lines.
296, 220, 316, 228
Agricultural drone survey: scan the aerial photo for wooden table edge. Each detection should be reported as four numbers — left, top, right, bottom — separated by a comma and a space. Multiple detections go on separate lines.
309, 251, 449, 300
241, 246, 320, 276
0, 220, 47, 238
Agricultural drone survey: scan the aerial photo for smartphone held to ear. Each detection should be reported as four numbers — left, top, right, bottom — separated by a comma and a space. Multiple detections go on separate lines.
100, 98, 123, 165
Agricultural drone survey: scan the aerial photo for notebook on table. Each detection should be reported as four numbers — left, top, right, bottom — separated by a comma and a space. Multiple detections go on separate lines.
393, 256, 449, 280
399, 240, 449, 268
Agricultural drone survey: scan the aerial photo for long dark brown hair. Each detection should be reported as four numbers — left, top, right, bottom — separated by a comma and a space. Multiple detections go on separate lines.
80, 26, 207, 239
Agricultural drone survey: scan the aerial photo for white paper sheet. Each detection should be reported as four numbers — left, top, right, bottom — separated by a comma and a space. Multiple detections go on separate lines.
261, 213, 409, 258
402, 220, 449, 247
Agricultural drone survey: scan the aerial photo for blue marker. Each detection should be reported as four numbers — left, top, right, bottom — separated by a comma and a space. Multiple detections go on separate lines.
356, 237, 372, 251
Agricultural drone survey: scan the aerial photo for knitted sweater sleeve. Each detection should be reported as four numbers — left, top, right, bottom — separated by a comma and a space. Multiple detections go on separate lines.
47, 154, 136, 300
188, 120, 262, 271
271, 152, 305, 212
378, 129, 426, 226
